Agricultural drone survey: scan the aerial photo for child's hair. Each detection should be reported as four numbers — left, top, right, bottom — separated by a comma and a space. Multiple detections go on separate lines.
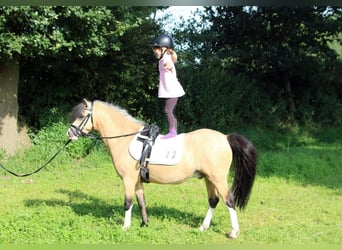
167, 49, 178, 63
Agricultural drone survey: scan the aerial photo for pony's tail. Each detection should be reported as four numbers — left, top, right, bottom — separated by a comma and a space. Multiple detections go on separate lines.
227, 133, 257, 210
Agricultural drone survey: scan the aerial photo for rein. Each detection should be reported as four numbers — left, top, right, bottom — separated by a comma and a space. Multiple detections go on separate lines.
0, 101, 148, 178
0, 125, 146, 178
80, 129, 149, 141
0, 139, 71, 177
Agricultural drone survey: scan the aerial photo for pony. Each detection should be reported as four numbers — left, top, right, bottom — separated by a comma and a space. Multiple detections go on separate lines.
67, 99, 257, 238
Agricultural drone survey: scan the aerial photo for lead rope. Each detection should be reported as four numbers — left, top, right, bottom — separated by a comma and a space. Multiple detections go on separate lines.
0, 124, 151, 178
0, 139, 71, 177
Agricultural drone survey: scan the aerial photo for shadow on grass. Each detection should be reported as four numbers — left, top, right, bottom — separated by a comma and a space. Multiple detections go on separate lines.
25, 188, 204, 228
25, 189, 119, 218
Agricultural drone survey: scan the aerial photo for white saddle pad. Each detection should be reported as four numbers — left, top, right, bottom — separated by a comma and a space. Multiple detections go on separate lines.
128, 133, 185, 165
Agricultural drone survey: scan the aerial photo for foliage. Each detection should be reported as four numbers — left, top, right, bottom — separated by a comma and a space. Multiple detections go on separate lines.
175, 6, 342, 127
0, 6, 140, 60
0, 6, 341, 139
0, 6, 159, 129
177, 66, 274, 132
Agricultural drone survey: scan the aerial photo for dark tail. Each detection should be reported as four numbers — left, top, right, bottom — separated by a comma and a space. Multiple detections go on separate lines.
227, 133, 257, 210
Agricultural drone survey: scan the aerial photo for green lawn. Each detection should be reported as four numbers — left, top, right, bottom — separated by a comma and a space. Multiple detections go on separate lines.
1, 142, 341, 244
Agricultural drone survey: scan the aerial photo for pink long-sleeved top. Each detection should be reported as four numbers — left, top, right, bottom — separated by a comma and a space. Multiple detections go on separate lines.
158, 54, 185, 98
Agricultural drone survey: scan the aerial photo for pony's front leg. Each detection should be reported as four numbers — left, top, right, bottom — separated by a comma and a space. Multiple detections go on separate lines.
122, 179, 136, 230
135, 182, 149, 227
123, 195, 133, 230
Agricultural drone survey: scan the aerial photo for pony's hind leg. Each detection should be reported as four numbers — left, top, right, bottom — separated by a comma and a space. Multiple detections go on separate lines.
200, 179, 219, 231
226, 192, 240, 238
210, 178, 240, 238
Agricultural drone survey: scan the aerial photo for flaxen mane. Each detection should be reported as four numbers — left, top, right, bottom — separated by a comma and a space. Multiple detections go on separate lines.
70, 101, 144, 126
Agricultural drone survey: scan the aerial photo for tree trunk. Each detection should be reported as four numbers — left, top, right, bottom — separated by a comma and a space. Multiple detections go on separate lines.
283, 75, 296, 124
0, 60, 27, 155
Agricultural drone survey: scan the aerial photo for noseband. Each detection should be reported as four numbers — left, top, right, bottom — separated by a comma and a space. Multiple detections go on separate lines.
70, 102, 94, 138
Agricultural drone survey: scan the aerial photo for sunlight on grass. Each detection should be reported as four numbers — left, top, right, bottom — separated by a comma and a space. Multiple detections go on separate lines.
1, 157, 341, 244
1, 125, 341, 244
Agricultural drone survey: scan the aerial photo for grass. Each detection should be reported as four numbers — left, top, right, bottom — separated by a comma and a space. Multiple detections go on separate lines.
0, 127, 341, 244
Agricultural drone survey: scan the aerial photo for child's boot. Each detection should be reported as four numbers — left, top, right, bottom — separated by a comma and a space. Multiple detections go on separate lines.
161, 128, 177, 139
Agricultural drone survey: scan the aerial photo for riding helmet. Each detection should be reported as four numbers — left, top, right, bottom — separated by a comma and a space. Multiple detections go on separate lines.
150, 34, 175, 49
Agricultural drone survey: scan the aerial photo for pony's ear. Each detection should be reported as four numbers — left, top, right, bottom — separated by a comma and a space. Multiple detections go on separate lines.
82, 98, 90, 108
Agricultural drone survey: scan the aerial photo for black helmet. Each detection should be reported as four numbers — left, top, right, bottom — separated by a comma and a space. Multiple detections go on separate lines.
150, 34, 174, 49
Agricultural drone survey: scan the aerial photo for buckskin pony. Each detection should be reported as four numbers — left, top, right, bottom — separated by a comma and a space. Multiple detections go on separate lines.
67, 99, 257, 239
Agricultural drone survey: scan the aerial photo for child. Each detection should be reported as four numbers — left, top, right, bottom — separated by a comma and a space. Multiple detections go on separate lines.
150, 34, 185, 139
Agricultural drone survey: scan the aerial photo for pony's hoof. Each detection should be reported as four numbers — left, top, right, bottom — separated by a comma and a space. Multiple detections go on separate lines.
199, 224, 209, 231
122, 225, 130, 231
227, 229, 240, 239
140, 221, 148, 227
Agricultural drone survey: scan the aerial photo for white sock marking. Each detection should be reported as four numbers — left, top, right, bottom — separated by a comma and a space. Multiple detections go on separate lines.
200, 207, 214, 231
228, 207, 239, 231
122, 204, 133, 230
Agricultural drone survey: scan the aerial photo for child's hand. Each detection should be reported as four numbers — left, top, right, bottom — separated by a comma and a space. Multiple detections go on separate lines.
164, 61, 173, 72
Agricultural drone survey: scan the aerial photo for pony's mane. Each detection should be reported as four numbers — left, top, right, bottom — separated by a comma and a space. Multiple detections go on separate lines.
70, 100, 144, 126
102, 101, 144, 126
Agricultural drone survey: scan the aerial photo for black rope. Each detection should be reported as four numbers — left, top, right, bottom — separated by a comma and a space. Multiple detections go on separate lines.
0, 124, 151, 178
83, 128, 150, 140
0, 139, 72, 178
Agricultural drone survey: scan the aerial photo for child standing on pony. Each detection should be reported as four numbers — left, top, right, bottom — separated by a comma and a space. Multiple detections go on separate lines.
150, 34, 185, 139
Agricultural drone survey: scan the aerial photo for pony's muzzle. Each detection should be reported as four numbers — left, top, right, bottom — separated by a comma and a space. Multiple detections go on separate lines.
67, 127, 79, 141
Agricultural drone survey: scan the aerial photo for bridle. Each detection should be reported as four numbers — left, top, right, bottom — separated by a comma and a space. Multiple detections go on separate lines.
68, 101, 150, 141
69, 101, 94, 138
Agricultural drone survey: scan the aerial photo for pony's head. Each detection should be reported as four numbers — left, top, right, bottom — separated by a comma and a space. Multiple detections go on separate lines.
67, 99, 94, 140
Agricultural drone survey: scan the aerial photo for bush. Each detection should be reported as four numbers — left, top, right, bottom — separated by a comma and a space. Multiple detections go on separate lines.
31, 121, 101, 160
177, 66, 275, 132
1, 121, 103, 176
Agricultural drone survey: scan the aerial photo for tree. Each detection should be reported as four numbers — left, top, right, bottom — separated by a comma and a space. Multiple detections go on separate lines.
179, 6, 341, 127
0, 60, 22, 154
0, 6, 158, 154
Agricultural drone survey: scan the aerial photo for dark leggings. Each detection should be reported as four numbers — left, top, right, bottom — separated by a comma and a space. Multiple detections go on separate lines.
164, 98, 178, 130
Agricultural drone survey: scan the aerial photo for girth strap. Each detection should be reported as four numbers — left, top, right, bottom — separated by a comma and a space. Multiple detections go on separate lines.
139, 123, 159, 183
